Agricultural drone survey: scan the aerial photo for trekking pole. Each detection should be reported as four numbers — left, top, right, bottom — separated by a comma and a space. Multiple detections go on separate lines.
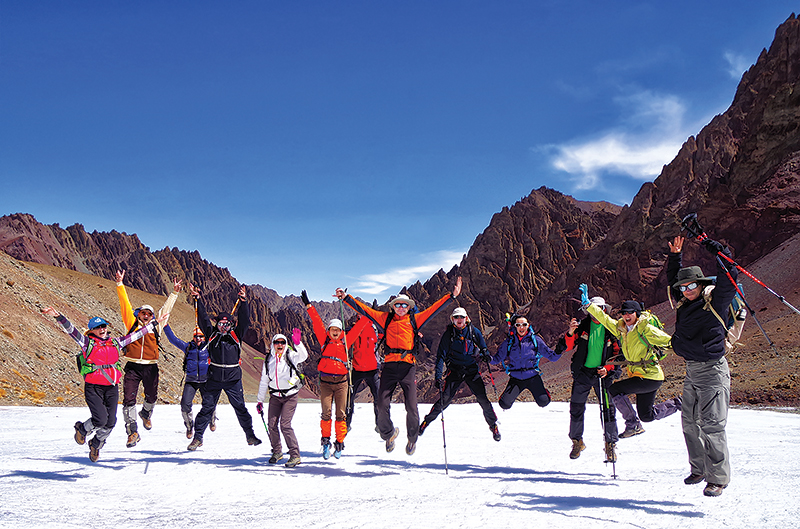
598, 375, 617, 479
439, 384, 449, 475
682, 213, 800, 316
338, 290, 354, 427
483, 358, 498, 398
259, 409, 268, 433
681, 214, 782, 352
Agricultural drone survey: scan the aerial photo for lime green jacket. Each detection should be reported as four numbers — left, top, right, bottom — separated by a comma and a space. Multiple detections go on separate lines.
586, 303, 672, 381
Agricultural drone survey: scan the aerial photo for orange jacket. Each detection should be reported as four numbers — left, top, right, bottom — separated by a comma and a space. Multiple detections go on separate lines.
307, 306, 370, 376
344, 293, 454, 364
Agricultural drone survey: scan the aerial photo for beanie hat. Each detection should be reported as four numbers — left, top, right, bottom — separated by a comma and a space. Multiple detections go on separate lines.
327, 318, 343, 330
621, 300, 642, 316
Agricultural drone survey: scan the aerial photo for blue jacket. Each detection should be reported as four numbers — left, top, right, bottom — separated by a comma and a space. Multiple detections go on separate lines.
435, 323, 488, 380
492, 330, 561, 380
164, 325, 209, 384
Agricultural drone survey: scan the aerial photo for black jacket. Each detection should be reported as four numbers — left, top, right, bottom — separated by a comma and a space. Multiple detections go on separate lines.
555, 316, 621, 379
197, 297, 249, 383
666, 250, 738, 362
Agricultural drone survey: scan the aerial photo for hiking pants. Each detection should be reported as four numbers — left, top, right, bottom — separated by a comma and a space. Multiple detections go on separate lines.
346, 369, 379, 428
83, 383, 118, 445
181, 381, 216, 428
569, 368, 618, 443
423, 364, 497, 426
376, 362, 419, 442
268, 393, 300, 458
682, 357, 731, 486
194, 378, 255, 440
320, 377, 348, 423
608, 377, 679, 429
122, 362, 158, 434
498, 374, 551, 409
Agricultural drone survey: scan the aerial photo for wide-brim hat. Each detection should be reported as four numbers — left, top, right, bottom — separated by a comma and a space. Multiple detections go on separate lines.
390, 294, 415, 311
672, 266, 713, 289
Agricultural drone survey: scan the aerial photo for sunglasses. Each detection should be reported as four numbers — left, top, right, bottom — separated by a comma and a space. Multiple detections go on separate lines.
452, 315, 466, 320
515, 323, 529, 327
394, 303, 409, 308
273, 340, 286, 345
621, 310, 636, 315
93, 325, 108, 330
679, 282, 699, 292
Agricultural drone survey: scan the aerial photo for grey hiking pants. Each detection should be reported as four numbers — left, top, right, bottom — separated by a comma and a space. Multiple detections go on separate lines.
268, 393, 300, 458
682, 357, 731, 485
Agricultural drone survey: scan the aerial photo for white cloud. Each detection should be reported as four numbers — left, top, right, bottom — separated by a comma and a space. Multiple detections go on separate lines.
724, 51, 752, 80
544, 90, 690, 190
350, 250, 465, 299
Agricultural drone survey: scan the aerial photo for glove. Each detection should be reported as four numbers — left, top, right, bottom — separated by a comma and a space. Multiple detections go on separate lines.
256, 402, 264, 415
579, 283, 590, 306
291, 328, 302, 346
301, 290, 311, 306
480, 351, 492, 364
703, 238, 725, 255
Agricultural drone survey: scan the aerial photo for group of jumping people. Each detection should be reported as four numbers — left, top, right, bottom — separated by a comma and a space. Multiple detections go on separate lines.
45, 233, 737, 496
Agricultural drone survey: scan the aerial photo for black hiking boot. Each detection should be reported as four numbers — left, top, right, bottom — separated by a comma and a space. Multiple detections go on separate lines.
247, 435, 262, 446
490, 423, 501, 442
684, 473, 705, 485
418, 419, 429, 436
269, 451, 284, 464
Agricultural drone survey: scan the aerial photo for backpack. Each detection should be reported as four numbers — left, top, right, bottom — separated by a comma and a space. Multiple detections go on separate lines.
634, 310, 668, 365
702, 283, 747, 353
375, 309, 420, 360
77, 339, 123, 384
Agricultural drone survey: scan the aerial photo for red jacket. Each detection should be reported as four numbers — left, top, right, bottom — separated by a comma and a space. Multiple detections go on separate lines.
352, 317, 378, 371
307, 306, 370, 376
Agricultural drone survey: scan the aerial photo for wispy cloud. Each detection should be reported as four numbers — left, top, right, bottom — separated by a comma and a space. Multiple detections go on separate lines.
724, 51, 752, 80
350, 250, 465, 299
544, 90, 691, 190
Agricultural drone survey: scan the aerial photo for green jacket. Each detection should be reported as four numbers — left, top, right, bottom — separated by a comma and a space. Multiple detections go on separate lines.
586, 303, 672, 381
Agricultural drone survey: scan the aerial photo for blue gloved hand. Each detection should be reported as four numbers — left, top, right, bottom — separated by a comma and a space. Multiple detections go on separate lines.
256, 402, 264, 415
579, 283, 590, 306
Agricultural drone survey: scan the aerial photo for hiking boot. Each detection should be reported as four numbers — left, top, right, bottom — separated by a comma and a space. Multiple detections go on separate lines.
386, 427, 399, 453
604, 441, 617, 463
285, 456, 301, 468
703, 483, 727, 497
138, 410, 152, 430
187, 437, 202, 451
334, 441, 344, 459
418, 419, 429, 436
684, 473, 705, 485
672, 396, 682, 410
405, 440, 416, 456
185, 424, 193, 439
247, 435, 262, 446
269, 451, 284, 464
619, 424, 645, 439
569, 438, 586, 459
74, 421, 86, 445
89, 444, 101, 462
321, 437, 331, 460
210, 416, 217, 432
490, 423, 501, 442
126, 432, 140, 448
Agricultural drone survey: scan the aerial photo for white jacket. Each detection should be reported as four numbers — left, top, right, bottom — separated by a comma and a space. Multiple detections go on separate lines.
257, 334, 308, 401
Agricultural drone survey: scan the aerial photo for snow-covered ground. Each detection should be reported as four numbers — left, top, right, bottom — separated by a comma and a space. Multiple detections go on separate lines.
0, 401, 797, 528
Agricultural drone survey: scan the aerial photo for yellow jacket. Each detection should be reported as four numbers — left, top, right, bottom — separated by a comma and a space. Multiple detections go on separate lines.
586, 303, 672, 381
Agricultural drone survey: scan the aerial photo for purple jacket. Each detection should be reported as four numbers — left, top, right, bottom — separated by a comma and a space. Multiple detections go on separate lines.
492, 330, 561, 380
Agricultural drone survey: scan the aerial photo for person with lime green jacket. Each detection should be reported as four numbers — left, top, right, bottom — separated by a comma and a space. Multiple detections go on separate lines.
580, 284, 681, 441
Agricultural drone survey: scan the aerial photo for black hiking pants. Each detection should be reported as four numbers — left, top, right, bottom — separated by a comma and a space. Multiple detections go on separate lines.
346, 369, 379, 429
376, 362, 418, 442
498, 374, 551, 409
423, 364, 497, 426
569, 367, 618, 443
194, 378, 255, 441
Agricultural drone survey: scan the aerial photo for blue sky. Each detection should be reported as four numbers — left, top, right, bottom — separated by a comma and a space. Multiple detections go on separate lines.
1, 2, 796, 301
